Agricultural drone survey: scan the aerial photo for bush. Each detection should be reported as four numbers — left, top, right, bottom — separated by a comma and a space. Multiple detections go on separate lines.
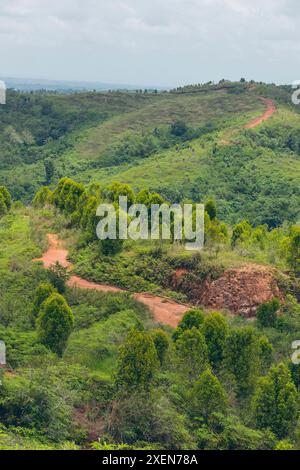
256, 298, 280, 328
37, 293, 74, 356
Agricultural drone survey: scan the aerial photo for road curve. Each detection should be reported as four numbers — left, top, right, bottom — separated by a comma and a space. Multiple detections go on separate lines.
34, 234, 189, 328
244, 97, 276, 129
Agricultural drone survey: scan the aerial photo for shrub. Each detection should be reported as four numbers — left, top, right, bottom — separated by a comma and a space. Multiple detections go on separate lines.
256, 298, 280, 328
37, 293, 74, 356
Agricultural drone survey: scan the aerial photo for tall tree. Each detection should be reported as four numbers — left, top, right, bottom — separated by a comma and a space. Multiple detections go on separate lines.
173, 309, 205, 341
205, 198, 217, 220
224, 327, 260, 396
150, 329, 169, 366
253, 363, 298, 438
116, 329, 159, 391
288, 227, 300, 276
0, 186, 12, 210
44, 159, 55, 185
202, 312, 228, 369
176, 327, 209, 383
32, 282, 56, 320
190, 369, 228, 421
37, 293, 74, 356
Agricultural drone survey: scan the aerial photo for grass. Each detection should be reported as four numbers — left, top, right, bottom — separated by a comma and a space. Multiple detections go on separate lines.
0, 89, 264, 203
63, 309, 143, 378
67, 91, 263, 162
0, 208, 40, 271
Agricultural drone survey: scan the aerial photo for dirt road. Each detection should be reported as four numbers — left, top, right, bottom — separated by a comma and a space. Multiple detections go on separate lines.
244, 97, 276, 129
34, 234, 189, 327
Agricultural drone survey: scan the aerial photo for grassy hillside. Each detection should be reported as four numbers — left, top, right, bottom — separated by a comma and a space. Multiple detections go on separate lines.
1, 81, 300, 450
0, 201, 299, 450
2, 82, 300, 226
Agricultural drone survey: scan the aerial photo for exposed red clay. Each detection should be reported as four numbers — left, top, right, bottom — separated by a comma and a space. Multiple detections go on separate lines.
244, 97, 276, 129
220, 97, 276, 146
34, 234, 189, 328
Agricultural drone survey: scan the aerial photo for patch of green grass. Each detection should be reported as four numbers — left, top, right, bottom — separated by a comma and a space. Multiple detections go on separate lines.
63, 309, 142, 378
0, 209, 40, 271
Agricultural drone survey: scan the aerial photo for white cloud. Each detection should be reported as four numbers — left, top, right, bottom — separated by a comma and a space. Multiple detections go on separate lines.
0, 0, 299, 85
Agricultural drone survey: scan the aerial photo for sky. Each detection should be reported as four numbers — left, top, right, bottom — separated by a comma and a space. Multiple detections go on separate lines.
0, 0, 300, 87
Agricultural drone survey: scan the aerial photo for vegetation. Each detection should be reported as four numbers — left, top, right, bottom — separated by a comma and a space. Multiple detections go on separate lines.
0, 81, 300, 450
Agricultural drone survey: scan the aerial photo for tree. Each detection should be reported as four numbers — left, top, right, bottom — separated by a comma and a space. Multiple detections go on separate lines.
202, 312, 228, 369
79, 195, 99, 236
190, 370, 227, 421
176, 327, 209, 383
252, 363, 298, 438
170, 121, 188, 137
106, 182, 135, 205
288, 227, 300, 276
53, 178, 85, 214
33, 186, 53, 208
224, 327, 260, 396
44, 159, 55, 185
0, 186, 12, 210
205, 198, 217, 220
231, 220, 252, 248
47, 262, 70, 294
116, 329, 159, 391
31, 282, 56, 320
37, 293, 74, 356
0, 194, 7, 217
150, 329, 169, 365
256, 298, 280, 328
173, 309, 205, 341
258, 336, 273, 373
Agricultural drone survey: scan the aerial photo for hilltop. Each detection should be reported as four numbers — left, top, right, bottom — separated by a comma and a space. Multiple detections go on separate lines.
1, 80, 299, 226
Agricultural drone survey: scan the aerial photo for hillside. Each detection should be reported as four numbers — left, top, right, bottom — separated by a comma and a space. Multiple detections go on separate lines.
1, 82, 300, 227
0, 81, 300, 451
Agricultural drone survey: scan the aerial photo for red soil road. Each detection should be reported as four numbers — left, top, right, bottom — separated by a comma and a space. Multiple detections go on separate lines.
244, 97, 276, 129
34, 233, 189, 327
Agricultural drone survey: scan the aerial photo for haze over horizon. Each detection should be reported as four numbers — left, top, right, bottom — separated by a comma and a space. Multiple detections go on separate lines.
1, 0, 300, 87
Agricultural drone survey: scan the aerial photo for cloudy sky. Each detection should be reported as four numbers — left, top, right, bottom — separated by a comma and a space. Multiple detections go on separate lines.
0, 0, 299, 86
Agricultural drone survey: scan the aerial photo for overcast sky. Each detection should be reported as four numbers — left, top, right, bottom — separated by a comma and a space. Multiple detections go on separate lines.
0, 0, 299, 87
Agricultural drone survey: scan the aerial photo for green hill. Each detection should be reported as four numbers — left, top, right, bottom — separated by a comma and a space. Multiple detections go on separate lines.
1, 81, 300, 450
1, 82, 300, 226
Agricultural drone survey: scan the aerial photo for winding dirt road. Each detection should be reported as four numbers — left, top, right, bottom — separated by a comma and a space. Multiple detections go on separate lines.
32, 99, 277, 327
244, 97, 276, 129
34, 234, 189, 327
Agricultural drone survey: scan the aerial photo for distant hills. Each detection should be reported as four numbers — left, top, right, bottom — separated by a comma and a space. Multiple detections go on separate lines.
2, 77, 166, 93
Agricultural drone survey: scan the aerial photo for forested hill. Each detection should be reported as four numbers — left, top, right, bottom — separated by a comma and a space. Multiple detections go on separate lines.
0, 80, 300, 450
1, 81, 300, 226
